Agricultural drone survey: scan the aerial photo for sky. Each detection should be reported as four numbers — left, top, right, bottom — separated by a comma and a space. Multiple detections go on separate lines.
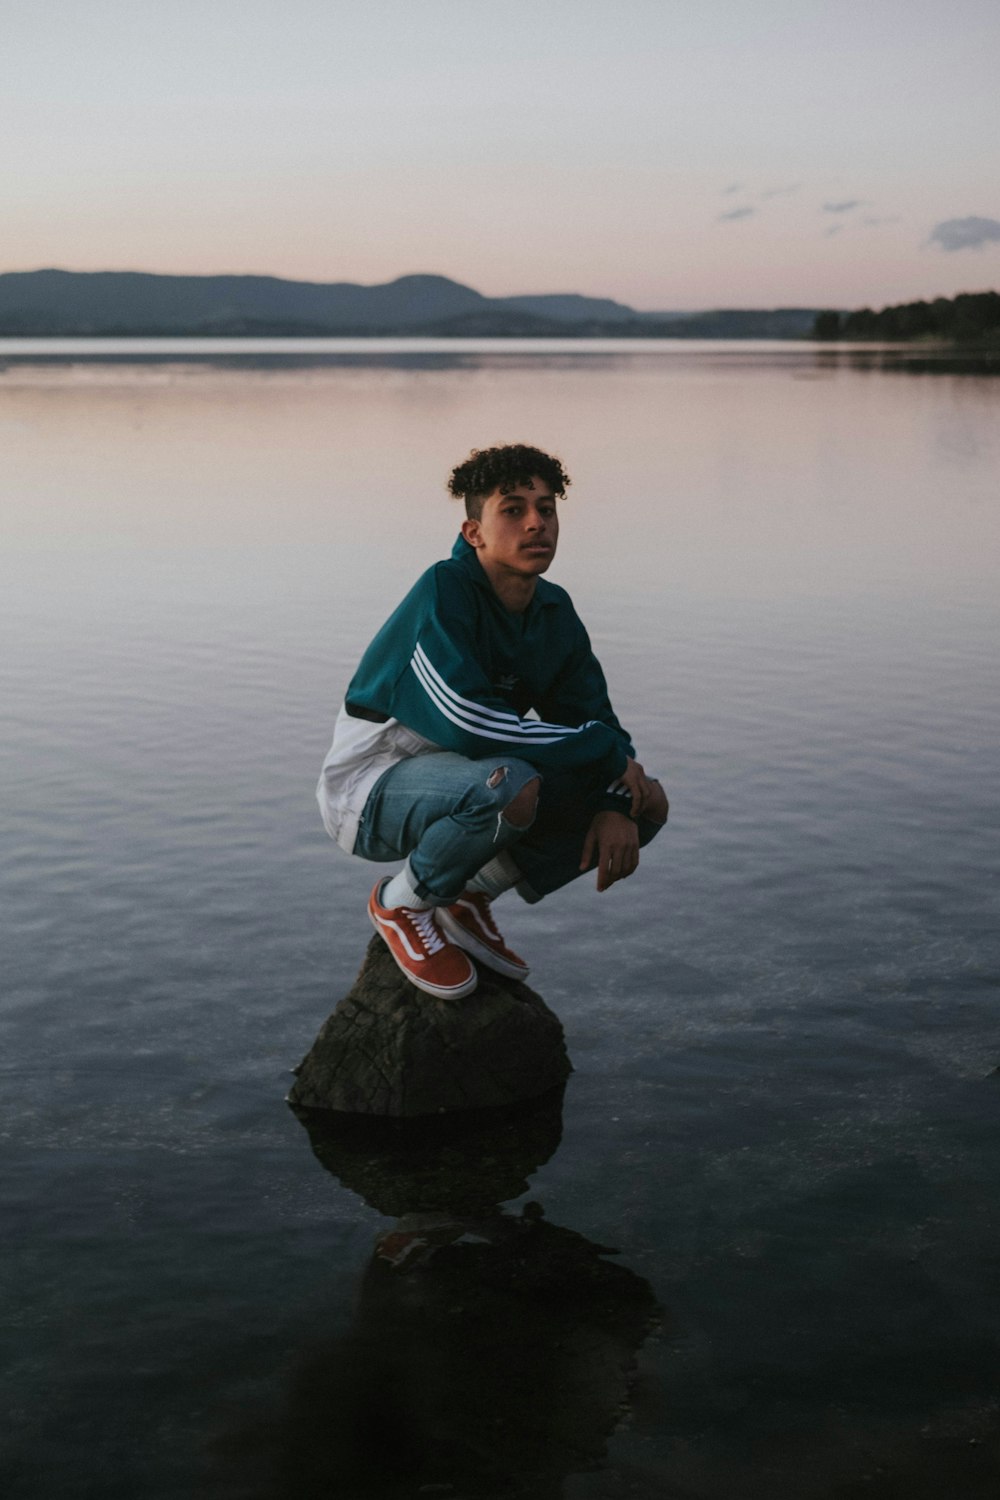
5, 0, 999, 310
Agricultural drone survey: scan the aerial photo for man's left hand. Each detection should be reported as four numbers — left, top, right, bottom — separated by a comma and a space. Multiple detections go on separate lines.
613, 757, 661, 818
580, 810, 641, 893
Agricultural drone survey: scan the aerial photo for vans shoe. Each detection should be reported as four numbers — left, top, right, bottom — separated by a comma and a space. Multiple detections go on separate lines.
439, 891, 530, 981
368, 880, 478, 1000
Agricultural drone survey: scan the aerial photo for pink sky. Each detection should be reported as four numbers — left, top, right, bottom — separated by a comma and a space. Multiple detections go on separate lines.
4, 0, 999, 310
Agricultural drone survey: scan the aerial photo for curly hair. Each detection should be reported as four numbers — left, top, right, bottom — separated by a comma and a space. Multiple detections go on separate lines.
447, 444, 571, 520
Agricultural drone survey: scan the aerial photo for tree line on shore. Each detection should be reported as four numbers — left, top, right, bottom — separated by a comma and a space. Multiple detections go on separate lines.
813, 290, 1000, 343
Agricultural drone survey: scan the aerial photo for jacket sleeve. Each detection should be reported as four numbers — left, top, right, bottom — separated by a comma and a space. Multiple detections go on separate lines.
535, 629, 634, 752
389, 569, 631, 782
535, 628, 640, 817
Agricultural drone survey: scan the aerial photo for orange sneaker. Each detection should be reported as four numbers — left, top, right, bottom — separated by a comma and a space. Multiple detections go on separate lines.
368, 880, 478, 1000
438, 890, 530, 981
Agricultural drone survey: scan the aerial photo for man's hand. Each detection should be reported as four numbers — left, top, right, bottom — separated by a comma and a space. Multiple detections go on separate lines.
580, 810, 641, 893
613, 757, 661, 818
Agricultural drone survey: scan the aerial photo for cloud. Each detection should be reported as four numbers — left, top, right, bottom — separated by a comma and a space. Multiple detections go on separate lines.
862, 214, 900, 227
927, 216, 1000, 251
822, 199, 863, 214
824, 224, 844, 237
760, 183, 800, 200
721, 182, 742, 195
718, 205, 755, 221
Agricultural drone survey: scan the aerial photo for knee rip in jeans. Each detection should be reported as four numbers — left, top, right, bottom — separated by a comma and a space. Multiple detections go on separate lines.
498, 775, 540, 836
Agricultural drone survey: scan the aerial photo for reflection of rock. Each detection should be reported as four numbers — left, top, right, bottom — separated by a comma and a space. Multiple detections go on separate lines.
211, 1099, 662, 1498
288, 936, 572, 1117
219, 1204, 659, 1500
294, 1086, 564, 1216
319, 1210, 658, 1495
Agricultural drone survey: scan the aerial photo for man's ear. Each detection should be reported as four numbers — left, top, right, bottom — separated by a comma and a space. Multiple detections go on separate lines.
461, 517, 483, 548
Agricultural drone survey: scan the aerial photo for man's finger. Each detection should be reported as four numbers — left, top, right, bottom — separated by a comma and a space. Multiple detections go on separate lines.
580, 827, 596, 871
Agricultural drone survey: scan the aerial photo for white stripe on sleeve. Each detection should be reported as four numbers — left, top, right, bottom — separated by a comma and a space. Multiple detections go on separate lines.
410, 643, 597, 746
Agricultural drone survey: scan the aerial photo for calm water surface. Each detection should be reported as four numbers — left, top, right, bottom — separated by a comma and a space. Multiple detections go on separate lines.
2, 342, 999, 1497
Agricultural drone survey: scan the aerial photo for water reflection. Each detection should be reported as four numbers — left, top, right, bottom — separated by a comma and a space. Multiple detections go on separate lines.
214, 1096, 659, 1498
2, 335, 997, 379
299, 1088, 568, 1215
812, 343, 1000, 376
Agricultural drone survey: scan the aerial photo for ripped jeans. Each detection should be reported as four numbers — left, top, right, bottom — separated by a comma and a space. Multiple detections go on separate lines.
352, 751, 665, 905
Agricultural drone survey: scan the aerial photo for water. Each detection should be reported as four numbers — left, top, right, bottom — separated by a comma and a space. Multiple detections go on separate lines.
2, 341, 999, 1497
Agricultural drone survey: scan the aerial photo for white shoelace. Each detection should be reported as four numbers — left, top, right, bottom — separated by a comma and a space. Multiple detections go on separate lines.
408, 906, 445, 955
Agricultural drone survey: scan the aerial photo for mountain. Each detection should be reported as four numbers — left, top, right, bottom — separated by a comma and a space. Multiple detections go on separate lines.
496, 292, 638, 323
0, 269, 820, 338
0, 270, 489, 334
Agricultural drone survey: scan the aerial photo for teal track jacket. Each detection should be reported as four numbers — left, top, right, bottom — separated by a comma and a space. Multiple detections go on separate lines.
318, 536, 635, 851
348, 535, 634, 783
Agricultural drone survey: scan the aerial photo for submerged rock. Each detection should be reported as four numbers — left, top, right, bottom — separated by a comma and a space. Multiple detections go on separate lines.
288, 936, 572, 1117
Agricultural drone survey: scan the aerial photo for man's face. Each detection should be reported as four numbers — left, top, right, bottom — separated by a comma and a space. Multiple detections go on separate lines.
461, 477, 559, 580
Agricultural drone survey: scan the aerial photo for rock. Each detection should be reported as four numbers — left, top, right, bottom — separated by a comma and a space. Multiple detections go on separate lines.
288, 936, 572, 1117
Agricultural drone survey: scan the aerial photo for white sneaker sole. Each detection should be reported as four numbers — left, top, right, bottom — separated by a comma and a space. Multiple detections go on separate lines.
438, 908, 530, 981
368, 903, 478, 1000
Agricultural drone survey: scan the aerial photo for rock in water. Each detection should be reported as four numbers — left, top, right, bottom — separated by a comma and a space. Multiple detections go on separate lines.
289, 936, 572, 1116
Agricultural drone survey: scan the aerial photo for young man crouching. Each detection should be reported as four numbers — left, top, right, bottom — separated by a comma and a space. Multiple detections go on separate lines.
317, 443, 668, 999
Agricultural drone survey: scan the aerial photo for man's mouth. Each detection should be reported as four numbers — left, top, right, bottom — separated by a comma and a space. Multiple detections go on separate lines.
521, 542, 552, 552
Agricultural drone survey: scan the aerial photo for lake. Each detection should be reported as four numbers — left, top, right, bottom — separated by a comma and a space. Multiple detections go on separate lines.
3, 339, 999, 1498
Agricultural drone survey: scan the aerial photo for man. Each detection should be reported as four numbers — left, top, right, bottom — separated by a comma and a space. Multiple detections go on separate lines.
317, 443, 668, 1000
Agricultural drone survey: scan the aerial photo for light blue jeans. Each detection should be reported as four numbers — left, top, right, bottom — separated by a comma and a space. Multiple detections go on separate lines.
353, 751, 665, 905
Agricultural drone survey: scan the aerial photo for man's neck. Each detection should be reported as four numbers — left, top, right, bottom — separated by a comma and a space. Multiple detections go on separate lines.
475, 556, 537, 613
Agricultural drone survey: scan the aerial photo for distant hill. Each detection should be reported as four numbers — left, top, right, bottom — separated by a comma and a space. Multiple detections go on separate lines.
0, 270, 489, 335
640, 307, 823, 339
498, 291, 640, 323
0, 269, 821, 339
